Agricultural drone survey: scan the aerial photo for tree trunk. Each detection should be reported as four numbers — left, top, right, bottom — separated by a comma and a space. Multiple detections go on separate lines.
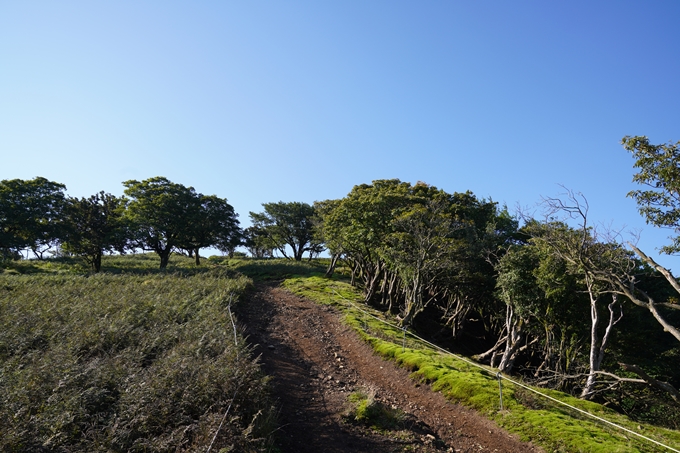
195, 248, 201, 265
325, 253, 340, 277
581, 290, 622, 399
499, 304, 524, 373
93, 253, 102, 273
159, 249, 171, 269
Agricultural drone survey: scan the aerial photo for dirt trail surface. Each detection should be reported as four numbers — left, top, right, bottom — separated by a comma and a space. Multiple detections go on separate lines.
237, 283, 542, 453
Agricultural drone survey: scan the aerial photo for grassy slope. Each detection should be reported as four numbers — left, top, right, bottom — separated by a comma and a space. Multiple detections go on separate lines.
282, 274, 680, 453
0, 255, 275, 453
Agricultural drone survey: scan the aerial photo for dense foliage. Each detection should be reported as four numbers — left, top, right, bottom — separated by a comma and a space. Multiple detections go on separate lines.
248, 201, 323, 261
0, 176, 241, 270
314, 179, 680, 426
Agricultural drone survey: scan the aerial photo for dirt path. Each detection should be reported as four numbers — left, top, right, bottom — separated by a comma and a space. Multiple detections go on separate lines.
236, 283, 542, 453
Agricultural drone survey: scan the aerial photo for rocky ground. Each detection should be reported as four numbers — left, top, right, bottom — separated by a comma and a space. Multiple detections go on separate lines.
236, 282, 543, 453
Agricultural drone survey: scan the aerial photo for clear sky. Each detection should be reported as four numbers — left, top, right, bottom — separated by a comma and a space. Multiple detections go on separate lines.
1, 1, 679, 266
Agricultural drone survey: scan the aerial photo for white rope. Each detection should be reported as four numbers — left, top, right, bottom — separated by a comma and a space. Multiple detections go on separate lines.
207, 294, 244, 453
330, 289, 680, 452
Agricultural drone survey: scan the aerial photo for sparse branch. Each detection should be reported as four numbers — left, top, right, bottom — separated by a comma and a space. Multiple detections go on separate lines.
619, 363, 680, 404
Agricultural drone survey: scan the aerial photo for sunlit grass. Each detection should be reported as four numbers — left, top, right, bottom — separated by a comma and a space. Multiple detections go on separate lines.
0, 269, 275, 452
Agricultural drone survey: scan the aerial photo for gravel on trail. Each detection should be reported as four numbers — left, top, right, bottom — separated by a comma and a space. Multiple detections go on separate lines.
236, 282, 543, 453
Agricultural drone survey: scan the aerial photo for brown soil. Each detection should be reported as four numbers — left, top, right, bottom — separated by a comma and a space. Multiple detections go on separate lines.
237, 282, 543, 453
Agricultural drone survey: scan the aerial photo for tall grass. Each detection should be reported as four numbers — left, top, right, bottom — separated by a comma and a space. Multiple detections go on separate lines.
283, 275, 680, 453
0, 270, 275, 452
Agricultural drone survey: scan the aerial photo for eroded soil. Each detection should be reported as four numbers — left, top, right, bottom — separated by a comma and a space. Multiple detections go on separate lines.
237, 282, 542, 453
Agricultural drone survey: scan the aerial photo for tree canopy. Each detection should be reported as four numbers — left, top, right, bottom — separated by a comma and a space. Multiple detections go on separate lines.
0, 177, 67, 259
123, 177, 240, 268
249, 201, 322, 261
623, 135, 680, 254
61, 192, 129, 272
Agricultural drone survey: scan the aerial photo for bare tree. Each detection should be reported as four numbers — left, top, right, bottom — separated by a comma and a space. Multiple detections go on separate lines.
537, 190, 628, 399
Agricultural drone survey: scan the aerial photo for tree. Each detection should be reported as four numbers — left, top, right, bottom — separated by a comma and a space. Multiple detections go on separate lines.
61, 192, 129, 272
493, 244, 544, 373
317, 180, 513, 334
178, 194, 241, 265
0, 177, 67, 259
536, 192, 630, 399
623, 135, 680, 254
249, 202, 323, 261
243, 226, 273, 258
316, 180, 416, 302
620, 135, 680, 342
123, 177, 194, 268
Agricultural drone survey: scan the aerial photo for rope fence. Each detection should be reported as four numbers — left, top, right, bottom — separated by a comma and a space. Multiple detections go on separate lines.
331, 289, 680, 453
207, 293, 244, 453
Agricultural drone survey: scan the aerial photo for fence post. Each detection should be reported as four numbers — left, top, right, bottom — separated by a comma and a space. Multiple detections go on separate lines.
497, 372, 504, 411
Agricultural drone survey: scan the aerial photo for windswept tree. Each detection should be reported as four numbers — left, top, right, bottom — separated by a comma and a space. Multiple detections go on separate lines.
124, 177, 198, 268
179, 194, 241, 264
316, 179, 513, 332
123, 177, 239, 268
534, 192, 633, 399
0, 177, 67, 259
316, 180, 416, 302
243, 226, 273, 258
249, 201, 323, 261
61, 192, 129, 272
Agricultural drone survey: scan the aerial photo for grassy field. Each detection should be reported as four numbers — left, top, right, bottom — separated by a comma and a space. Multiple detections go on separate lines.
0, 255, 276, 452
282, 274, 680, 453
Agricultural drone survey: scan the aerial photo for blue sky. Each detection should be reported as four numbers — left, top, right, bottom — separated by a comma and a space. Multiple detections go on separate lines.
1, 1, 679, 265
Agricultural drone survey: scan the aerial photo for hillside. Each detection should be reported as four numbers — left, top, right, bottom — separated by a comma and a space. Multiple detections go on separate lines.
2, 255, 680, 452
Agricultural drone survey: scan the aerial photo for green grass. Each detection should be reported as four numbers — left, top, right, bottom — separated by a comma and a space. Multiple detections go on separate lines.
345, 387, 405, 431
226, 257, 329, 280
0, 269, 276, 452
283, 275, 680, 453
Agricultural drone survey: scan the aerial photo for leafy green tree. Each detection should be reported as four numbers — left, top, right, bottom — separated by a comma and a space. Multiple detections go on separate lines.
316, 180, 415, 302
249, 201, 323, 261
179, 194, 241, 264
317, 180, 513, 334
124, 177, 197, 268
623, 135, 680, 254
493, 244, 545, 373
243, 226, 273, 258
620, 135, 680, 342
124, 177, 240, 268
61, 192, 129, 272
0, 177, 67, 259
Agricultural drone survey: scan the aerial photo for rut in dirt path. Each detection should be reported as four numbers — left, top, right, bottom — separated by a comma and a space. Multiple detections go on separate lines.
236, 282, 542, 453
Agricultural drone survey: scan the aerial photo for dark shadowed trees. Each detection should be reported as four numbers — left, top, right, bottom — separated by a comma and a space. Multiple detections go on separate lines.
0, 177, 67, 259
123, 177, 240, 268
61, 192, 129, 272
180, 194, 241, 264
